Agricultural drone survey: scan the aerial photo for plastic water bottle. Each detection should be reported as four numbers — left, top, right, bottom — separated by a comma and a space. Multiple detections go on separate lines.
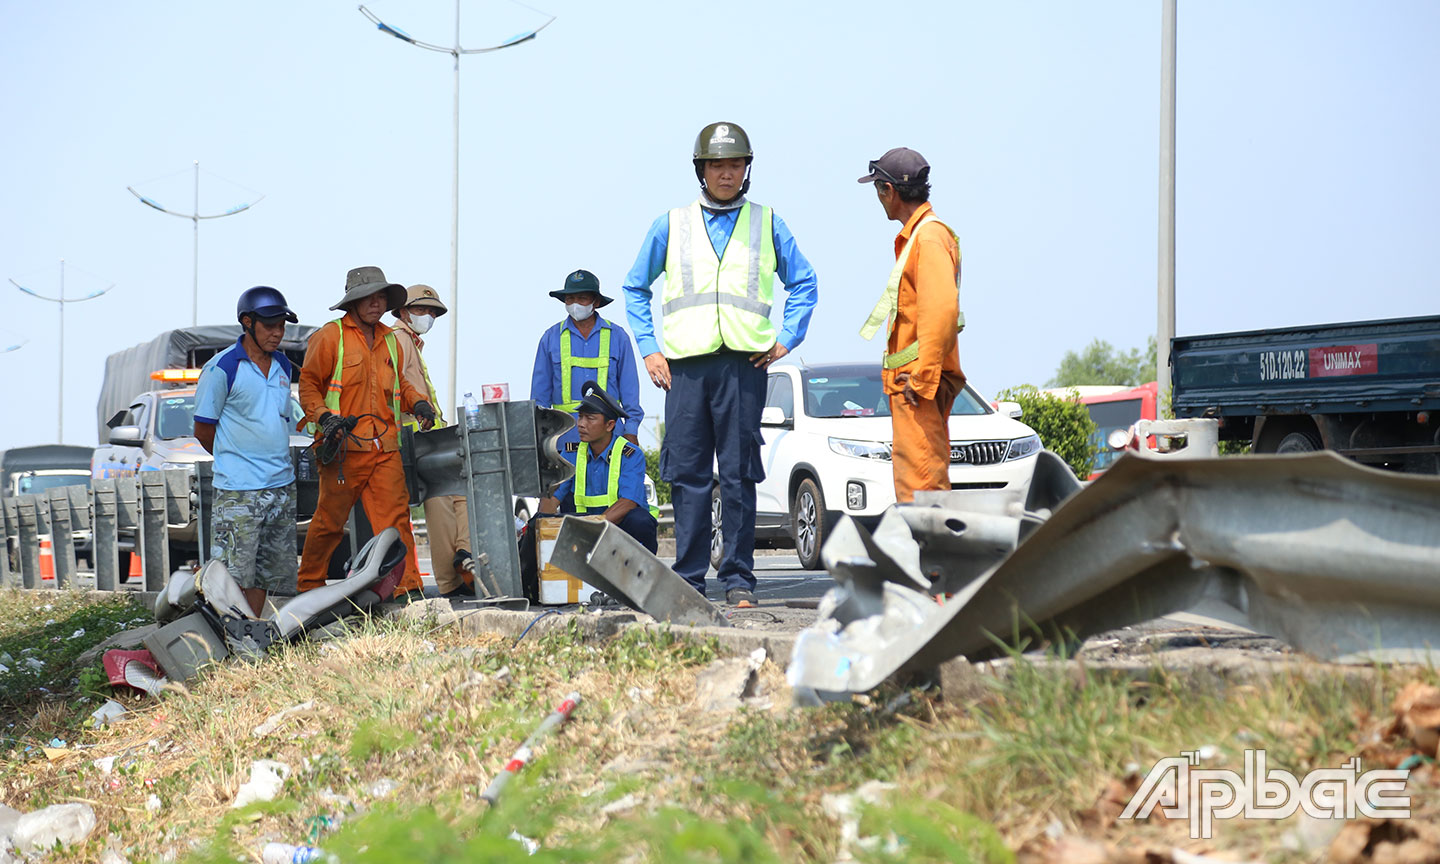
464, 391, 481, 431
261, 843, 324, 864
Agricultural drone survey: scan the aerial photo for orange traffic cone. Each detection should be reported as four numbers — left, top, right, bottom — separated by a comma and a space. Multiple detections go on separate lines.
39, 539, 54, 582
128, 551, 142, 581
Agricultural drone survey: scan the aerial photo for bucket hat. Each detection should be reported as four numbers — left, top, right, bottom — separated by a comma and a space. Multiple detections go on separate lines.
330, 266, 406, 312
548, 269, 613, 308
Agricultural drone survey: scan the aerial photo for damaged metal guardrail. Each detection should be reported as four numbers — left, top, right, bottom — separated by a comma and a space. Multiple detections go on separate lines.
790, 448, 1440, 695
550, 516, 729, 628
403, 400, 575, 601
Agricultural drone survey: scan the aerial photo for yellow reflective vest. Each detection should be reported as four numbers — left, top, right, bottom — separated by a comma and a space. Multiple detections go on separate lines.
660, 201, 777, 358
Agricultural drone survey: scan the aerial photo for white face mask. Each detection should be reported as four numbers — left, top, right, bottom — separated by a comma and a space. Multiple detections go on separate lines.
408, 313, 434, 334
566, 302, 594, 322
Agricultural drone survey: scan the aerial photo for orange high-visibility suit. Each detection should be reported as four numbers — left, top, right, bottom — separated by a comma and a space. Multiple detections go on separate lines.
297, 314, 428, 593
884, 202, 964, 503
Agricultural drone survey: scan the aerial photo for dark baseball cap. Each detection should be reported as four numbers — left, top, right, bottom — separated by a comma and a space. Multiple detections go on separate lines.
857, 147, 931, 185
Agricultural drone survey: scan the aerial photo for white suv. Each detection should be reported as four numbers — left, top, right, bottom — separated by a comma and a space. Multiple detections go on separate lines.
712, 361, 1042, 570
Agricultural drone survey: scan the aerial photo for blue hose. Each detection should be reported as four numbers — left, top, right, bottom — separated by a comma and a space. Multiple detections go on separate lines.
514, 610, 560, 645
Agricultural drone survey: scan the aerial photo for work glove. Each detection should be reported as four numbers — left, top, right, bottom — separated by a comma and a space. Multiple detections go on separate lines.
318, 412, 358, 441
413, 400, 437, 430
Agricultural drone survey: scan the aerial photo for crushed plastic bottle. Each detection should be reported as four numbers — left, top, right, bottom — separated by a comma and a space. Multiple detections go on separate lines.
464, 391, 481, 431
261, 842, 324, 864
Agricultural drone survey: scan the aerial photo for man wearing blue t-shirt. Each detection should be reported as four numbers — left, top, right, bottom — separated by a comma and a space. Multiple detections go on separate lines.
193, 286, 301, 616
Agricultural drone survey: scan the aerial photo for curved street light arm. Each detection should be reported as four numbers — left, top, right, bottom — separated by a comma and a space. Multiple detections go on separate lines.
459, 15, 555, 53
127, 186, 263, 220
9, 278, 114, 304
77, 284, 117, 301
127, 186, 195, 220
359, 5, 454, 53
10, 279, 60, 303
197, 195, 266, 219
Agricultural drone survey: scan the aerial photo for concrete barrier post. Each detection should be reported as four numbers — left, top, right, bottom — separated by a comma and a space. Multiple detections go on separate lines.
92, 478, 120, 591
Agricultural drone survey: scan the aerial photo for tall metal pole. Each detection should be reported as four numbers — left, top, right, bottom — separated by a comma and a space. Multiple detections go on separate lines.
1157, 0, 1177, 396
193, 161, 200, 327
10, 261, 114, 445
58, 259, 65, 443
449, 0, 461, 415
357, 2, 554, 417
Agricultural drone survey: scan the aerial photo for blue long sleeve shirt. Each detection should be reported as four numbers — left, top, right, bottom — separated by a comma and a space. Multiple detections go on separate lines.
622, 202, 818, 357
529, 314, 643, 437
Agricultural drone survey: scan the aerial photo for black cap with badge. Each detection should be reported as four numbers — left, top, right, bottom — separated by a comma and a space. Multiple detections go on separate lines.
576, 380, 627, 422
857, 147, 931, 185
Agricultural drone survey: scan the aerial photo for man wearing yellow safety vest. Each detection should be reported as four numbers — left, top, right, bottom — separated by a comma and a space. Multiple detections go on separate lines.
297, 266, 437, 596
857, 148, 965, 503
530, 269, 643, 451
391, 284, 473, 599
538, 381, 658, 553
623, 122, 818, 608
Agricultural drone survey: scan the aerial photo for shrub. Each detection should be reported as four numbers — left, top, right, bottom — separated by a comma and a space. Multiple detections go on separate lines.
996, 386, 1101, 478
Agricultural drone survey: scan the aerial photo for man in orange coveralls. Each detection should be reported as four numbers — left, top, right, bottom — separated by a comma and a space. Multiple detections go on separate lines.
857, 148, 965, 503
297, 266, 437, 595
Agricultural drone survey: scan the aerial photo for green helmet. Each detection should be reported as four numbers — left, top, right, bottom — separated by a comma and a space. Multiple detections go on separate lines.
692, 122, 753, 161
693, 122, 753, 196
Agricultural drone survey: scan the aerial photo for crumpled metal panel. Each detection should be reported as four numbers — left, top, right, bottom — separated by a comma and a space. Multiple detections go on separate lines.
789, 451, 1440, 694
551, 517, 729, 628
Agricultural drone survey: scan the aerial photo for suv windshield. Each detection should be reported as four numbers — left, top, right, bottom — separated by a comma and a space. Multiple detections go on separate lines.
802, 368, 990, 418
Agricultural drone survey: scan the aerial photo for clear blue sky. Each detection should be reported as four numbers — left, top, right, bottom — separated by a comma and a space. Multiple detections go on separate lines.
2, 0, 1436, 450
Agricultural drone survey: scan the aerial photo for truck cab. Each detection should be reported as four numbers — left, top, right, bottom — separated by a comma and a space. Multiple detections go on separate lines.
94, 385, 212, 481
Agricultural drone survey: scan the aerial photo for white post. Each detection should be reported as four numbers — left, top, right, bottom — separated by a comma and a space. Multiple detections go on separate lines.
193, 160, 200, 327
1157, 0, 1177, 397
448, 0, 461, 415
58, 259, 65, 443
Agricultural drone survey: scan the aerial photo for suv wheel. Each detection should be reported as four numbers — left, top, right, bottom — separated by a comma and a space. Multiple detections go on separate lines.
709, 485, 724, 571
792, 477, 826, 571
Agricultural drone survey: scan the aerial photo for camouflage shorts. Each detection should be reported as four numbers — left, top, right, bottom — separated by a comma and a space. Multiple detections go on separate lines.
210, 484, 298, 592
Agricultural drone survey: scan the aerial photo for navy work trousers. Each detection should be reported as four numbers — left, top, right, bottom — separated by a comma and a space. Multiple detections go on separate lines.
661, 351, 766, 592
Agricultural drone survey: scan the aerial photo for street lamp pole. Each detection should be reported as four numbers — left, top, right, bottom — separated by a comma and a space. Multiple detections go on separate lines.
10, 260, 115, 443
1157, 0, 1177, 395
359, 1, 554, 415
128, 162, 264, 327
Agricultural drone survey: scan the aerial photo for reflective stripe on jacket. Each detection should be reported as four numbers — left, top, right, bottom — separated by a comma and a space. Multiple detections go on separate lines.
660, 200, 777, 358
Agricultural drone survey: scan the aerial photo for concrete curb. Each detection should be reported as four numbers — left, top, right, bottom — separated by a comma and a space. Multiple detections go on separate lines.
389, 600, 1393, 701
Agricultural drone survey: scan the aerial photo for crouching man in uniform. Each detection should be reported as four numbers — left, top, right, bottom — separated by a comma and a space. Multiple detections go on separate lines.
539, 381, 658, 552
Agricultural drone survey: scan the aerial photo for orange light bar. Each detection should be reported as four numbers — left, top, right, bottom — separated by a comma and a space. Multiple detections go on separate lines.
150, 368, 203, 382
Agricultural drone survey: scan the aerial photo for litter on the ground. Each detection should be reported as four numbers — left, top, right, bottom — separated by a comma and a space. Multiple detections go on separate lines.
232, 760, 291, 809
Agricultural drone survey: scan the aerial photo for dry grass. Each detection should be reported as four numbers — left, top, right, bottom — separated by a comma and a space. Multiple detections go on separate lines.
0, 593, 1434, 863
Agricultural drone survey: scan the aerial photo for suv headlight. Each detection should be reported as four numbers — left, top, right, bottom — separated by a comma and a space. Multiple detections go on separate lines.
1005, 434, 1042, 461
160, 461, 196, 473
828, 437, 892, 461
